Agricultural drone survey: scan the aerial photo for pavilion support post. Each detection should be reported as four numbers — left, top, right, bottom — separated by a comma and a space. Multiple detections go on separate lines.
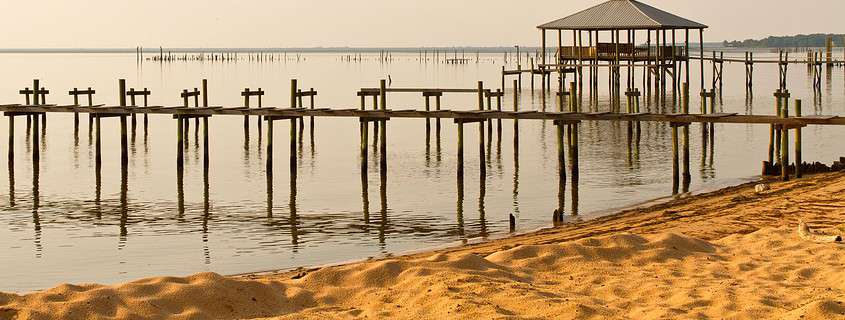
699, 29, 705, 110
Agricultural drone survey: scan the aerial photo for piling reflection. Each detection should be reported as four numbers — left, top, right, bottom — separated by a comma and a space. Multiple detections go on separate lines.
378, 167, 387, 248
119, 161, 129, 247
32, 150, 42, 257
478, 172, 488, 239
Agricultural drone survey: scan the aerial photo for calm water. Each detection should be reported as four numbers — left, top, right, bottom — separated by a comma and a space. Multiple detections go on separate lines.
0, 50, 843, 292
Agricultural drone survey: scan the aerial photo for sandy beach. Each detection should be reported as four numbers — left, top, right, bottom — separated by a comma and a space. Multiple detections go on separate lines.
2, 172, 844, 319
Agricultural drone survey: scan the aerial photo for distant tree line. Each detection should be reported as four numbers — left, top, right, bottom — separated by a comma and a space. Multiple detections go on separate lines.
723, 34, 844, 48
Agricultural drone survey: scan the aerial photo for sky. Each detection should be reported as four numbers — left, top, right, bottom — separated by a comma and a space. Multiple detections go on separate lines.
0, 0, 842, 48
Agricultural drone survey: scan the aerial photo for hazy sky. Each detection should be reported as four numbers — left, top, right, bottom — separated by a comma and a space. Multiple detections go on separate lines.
1, 0, 842, 48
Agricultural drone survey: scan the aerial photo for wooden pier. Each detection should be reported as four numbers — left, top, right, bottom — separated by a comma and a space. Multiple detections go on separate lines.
3, 74, 840, 215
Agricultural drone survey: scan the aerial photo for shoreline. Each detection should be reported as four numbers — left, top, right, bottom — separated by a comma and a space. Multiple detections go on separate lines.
234, 175, 760, 281
2, 171, 844, 319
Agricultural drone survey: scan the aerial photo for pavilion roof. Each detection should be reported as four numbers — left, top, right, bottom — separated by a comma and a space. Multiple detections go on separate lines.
538, 0, 707, 31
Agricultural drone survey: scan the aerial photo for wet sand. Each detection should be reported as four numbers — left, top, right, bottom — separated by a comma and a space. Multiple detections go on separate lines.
2, 172, 845, 319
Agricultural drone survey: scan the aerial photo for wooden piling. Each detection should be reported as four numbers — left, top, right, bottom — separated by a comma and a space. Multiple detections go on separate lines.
425, 95, 431, 148
290, 117, 296, 175
795, 99, 802, 178
119, 79, 128, 165
202, 80, 209, 169
95, 115, 102, 168
478, 81, 486, 176
266, 117, 273, 172
176, 115, 183, 169
513, 80, 519, 148
379, 80, 387, 174
781, 96, 789, 181
243, 87, 250, 134
7, 116, 13, 162
457, 122, 464, 177
672, 123, 680, 192
682, 83, 691, 183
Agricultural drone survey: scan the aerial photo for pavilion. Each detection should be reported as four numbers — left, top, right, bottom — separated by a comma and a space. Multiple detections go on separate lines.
537, 0, 708, 111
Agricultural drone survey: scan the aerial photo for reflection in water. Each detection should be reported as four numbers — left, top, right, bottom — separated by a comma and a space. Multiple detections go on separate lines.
456, 170, 465, 239
378, 167, 387, 250
202, 156, 211, 265
478, 173, 488, 239
118, 161, 129, 249
32, 145, 42, 258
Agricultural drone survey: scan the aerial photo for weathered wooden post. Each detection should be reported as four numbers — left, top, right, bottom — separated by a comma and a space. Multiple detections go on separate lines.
71, 88, 80, 134
457, 121, 464, 177
308, 87, 315, 141
379, 79, 387, 174
424, 93, 431, 149
202, 79, 209, 169
7, 115, 13, 162
672, 122, 680, 193
781, 96, 790, 181
119, 79, 128, 166
243, 87, 250, 136
768, 89, 780, 165
569, 81, 579, 183
477, 81, 486, 176
290, 115, 297, 176
513, 80, 519, 149
682, 83, 691, 185
795, 99, 802, 178
32, 81, 40, 162
266, 116, 273, 173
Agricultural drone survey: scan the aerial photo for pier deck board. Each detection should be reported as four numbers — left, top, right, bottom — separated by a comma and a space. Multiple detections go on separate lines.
3, 104, 843, 126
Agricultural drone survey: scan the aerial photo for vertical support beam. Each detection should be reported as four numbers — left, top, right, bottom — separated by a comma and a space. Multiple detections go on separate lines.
513, 80, 519, 149
266, 117, 274, 172
119, 79, 128, 166
698, 29, 705, 109
556, 121, 566, 215
457, 122, 464, 178
477, 81, 486, 176
682, 83, 691, 185
176, 115, 183, 169
72, 88, 80, 135
243, 87, 250, 135
672, 123, 680, 193
290, 118, 297, 175
7, 116, 14, 162
379, 80, 387, 174
425, 95, 431, 148
781, 97, 789, 181
795, 99, 802, 178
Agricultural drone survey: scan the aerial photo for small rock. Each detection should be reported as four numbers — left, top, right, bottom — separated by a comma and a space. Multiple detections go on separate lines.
755, 184, 770, 193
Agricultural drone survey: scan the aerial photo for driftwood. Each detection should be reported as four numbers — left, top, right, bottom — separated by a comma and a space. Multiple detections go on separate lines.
798, 220, 843, 243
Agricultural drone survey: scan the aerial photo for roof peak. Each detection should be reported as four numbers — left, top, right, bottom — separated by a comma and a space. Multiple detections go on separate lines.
538, 0, 707, 30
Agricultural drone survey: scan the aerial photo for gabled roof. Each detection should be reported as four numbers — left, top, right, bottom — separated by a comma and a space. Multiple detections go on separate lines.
538, 0, 708, 30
